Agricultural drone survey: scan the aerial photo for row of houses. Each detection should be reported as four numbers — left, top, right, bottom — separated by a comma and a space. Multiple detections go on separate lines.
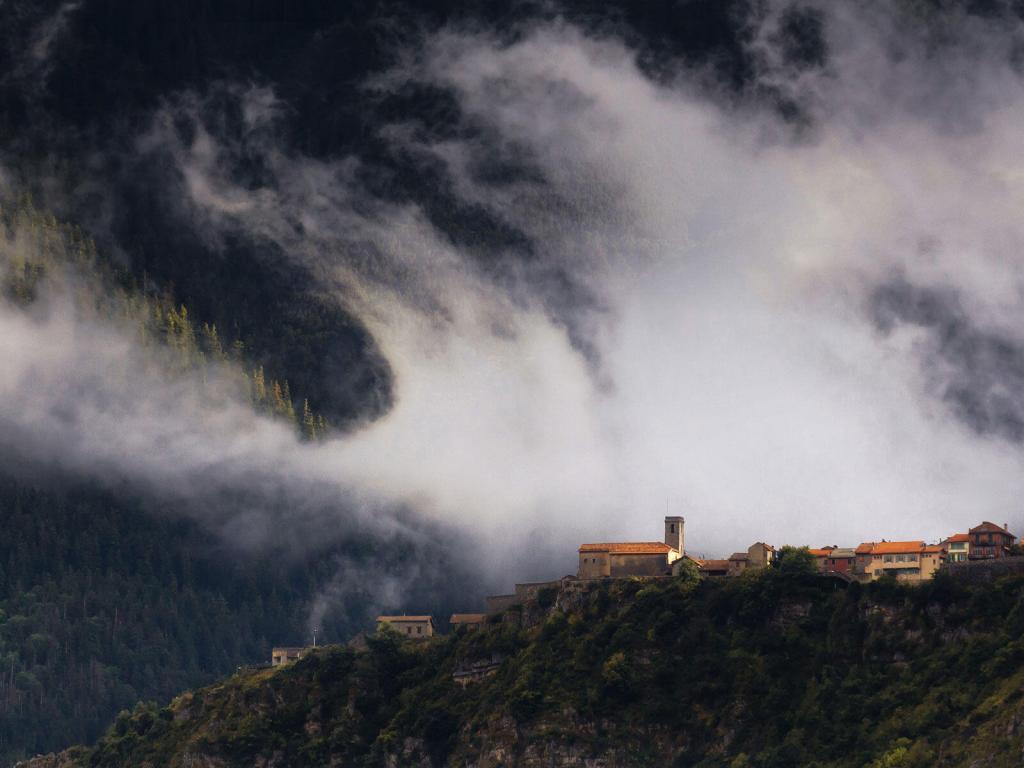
796, 522, 1016, 582
575, 517, 1017, 584
271, 519, 1019, 663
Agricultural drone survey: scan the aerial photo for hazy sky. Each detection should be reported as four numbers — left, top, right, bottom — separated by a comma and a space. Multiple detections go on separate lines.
4, 1, 1024, 589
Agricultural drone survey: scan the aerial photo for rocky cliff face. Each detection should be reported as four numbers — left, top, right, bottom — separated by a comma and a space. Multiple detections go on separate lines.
20, 570, 1024, 768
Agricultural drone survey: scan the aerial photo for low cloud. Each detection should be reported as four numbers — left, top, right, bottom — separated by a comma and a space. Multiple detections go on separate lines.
5, 1, 1024, 595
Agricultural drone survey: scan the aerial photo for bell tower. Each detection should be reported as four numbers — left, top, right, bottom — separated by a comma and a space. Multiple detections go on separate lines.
665, 516, 685, 554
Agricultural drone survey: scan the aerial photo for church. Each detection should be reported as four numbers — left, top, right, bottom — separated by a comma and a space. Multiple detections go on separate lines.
577, 516, 686, 579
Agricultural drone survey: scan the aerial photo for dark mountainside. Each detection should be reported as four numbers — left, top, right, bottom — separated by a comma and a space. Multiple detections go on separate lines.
0, 0, 769, 427
0, 477, 472, 766
24, 561, 1024, 768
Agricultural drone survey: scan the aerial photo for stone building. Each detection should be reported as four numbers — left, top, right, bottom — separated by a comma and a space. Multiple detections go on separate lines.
485, 576, 577, 615
450, 613, 487, 630
577, 516, 685, 579
726, 542, 775, 576
376, 615, 434, 638
968, 522, 1015, 559
853, 542, 876, 575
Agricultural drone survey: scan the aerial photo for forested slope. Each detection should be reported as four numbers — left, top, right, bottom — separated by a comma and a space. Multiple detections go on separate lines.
0, 478, 340, 763
0, 202, 472, 766
29, 562, 1024, 768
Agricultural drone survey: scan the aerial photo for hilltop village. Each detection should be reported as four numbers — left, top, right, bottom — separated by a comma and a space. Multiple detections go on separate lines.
272, 516, 1020, 663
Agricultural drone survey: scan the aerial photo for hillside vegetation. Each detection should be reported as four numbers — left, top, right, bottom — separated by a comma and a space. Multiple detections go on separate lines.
0, 201, 470, 765
1, 198, 329, 438
27, 560, 1024, 768
0, 478, 361, 765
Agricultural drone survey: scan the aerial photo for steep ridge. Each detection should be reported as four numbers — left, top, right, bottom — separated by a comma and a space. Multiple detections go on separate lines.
24, 564, 1024, 767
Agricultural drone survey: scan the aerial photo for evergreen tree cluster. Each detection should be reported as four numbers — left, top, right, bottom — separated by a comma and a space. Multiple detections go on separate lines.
0, 197, 329, 440
0, 478, 359, 766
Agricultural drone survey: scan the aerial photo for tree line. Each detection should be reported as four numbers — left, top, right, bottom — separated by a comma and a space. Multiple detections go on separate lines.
1, 196, 328, 440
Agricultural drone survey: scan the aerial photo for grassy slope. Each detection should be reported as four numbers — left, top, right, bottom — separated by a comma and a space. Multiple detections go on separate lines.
29, 568, 1024, 768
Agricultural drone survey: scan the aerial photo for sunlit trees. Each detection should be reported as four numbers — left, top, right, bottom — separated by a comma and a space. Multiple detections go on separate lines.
0, 198, 330, 439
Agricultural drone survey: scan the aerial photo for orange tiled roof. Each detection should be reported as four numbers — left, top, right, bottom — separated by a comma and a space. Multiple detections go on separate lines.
377, 615, 433, 622
855, 542, 876, 554
579, 542, 674, 555
922, 545, 945, 554
728, 552, 749, 561
450, 614, 486, 624
970, 521, 1013, 535
868, 541, 926, 554
808, 548, 834, 558
944, 533, 970, 543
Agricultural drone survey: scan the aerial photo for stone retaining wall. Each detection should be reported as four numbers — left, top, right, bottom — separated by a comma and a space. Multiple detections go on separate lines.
943, 556, 1024, 582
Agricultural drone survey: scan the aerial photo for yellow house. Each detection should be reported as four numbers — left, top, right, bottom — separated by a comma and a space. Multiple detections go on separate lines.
377, 615, 434, 638
861, 541, 945, 581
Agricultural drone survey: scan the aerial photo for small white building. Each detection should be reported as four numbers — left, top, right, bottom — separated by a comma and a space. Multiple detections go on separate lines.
271, 646, 309, 666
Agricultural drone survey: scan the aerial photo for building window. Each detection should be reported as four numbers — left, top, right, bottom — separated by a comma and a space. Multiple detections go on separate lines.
417, 626, 422, 635
884, 555, 894, 563
670, 524, 675, 533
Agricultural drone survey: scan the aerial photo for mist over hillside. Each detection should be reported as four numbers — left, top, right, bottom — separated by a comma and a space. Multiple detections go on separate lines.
4, 0, 1024, 762
5, 0, 1024, 561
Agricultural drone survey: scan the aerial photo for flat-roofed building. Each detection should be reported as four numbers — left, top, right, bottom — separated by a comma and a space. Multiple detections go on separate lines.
377, 615, 434, 638
809, 546, 855, 573
271, 647, 309, 666
450, 613, 487, 630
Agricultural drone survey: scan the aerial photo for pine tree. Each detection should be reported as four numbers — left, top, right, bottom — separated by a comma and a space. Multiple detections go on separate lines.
272, 381, 289, 418
202, 323, 225, 361
252, 367, 267, 405
302, 399, 317, 440
281, 382, 295, 421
